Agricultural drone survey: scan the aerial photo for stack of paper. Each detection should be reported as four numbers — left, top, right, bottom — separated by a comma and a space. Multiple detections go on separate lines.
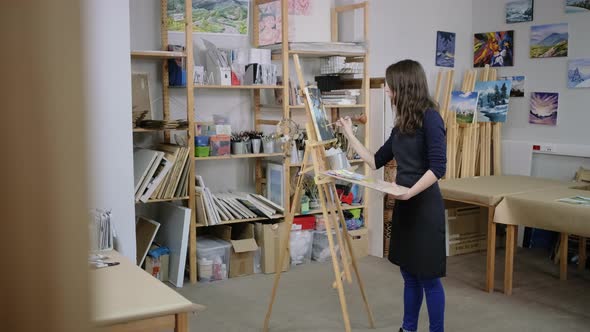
133, 145, 191, 203
195, 176, 284, 226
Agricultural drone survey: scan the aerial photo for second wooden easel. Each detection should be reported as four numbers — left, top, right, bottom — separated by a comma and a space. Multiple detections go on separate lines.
263, 55, 375, 332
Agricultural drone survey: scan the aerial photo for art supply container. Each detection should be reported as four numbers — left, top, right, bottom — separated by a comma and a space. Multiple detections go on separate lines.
231, 141, 246, 154
195, 135, 209, 147
195, 146, 210, 157
263, 141, 274, 153
251, 138, 261, 154
327, 151, 351, 170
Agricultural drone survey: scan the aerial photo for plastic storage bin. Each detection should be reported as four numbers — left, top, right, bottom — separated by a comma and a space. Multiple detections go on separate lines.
312, 230, 340, 262
197, 236, 231, 283
290, 230, 313, 266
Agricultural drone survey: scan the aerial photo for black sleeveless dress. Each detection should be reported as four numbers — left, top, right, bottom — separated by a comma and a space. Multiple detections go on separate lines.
374, 109, 447, 279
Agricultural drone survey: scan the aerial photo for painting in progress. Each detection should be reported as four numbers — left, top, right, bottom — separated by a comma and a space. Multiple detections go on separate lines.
506, 0, 534, 23
530, 23, 568, 58
530, 92, 559, 126
436, 31, 456, 68
167, 0, 249, 35
450, 91, 480, 124
305, 87, 335, 142
566, 0, 590, 13
474, 31, 514, 67
568, 59, 590, 88
500, 76, 525, 97
474, 80, 512, 123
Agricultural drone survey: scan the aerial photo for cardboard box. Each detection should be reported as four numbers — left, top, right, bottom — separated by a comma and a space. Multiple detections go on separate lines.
347, 228, 369, 259
445, 206, 487, 256
144, 253, 169, 282
254, 222, 290, 274
212, 224, 259, 278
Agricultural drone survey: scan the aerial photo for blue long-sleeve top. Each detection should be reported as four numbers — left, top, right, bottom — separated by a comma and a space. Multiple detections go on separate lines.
374, 109, 447, 186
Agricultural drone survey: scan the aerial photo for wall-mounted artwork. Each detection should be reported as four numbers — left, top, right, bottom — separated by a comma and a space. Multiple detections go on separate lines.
506, 0, 534, 23
568, 59, 590, 88
566, 0, 590, 13
530, 23, 568, 58
436, 31, 456, 68
474, 31, 514, 67
474, 80, 512, 123
289, 0, 312, 15
530, 92, 559, 125
500, 76, 525, 97
450, 91, 480, 124
167, 0, 250, 35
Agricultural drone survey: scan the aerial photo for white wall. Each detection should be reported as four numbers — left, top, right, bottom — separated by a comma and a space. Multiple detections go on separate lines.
84, 0, 136, 260
472, 0, 590, 179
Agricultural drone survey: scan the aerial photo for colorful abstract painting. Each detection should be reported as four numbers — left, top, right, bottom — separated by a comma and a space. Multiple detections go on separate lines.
436, 31, 456, 68
474, 80, 512, 123
450, 91, 480, 124
530, 23, 568, 58
500, 76, 525, 97
568, 59, 590, 88
530, 92, 559, 125
474, 31, 514, 67
167, 0, 249, 35
506, 0, 534, 23
566, 0, 590, 13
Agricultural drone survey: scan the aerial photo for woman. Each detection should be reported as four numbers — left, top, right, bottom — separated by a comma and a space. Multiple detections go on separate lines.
337, 60, 447, 332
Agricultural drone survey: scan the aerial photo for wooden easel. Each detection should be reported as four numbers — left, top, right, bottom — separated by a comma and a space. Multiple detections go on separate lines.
263, 55, 375, 332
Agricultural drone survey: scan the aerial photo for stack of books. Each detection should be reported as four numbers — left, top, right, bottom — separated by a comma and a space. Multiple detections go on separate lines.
136, 119, 188, 130
321, 89, 360, 105
133, 144, 191, 203
196, 176, 284, 226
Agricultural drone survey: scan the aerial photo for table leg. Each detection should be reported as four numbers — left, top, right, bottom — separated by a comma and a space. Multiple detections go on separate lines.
579, 237, 587, 271
486, 207, 496, 293
175, 312, 188, 332
560, 233, 568, 281
504, 225, 515, 295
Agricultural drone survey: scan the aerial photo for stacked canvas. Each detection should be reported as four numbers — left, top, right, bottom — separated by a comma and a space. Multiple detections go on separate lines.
321, 89, 360, 105
133, 144, 191, 203
196, 175, 284, 226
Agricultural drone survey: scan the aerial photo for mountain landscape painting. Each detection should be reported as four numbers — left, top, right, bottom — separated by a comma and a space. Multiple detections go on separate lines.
566, 0, 590, 13
568, 59, 590, 88
530, 92, 559, 125
436, 31, 456, 68
450, 91, 480, 124
474, 80, 512, 123
500, 76, 525, 97
530, 23, 568, 58
506, 0, 534, 23
167, 0, 249, 35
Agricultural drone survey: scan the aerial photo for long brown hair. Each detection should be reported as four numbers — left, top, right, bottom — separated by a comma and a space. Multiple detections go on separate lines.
385, 60, 438, 135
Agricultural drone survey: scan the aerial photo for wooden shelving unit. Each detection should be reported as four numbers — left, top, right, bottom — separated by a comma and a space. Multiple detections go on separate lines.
194, 85, 283, 90
130, 0, 198, 283
194, 153, 284, 161
196, 215, 284, 228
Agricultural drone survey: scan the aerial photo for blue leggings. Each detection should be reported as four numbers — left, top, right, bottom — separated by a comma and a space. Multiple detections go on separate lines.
400, 269, 445, 332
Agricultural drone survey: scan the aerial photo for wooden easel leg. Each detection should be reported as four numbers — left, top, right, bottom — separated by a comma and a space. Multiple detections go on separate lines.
318, 183, 352, 332
579, 237, 587, 271
560, 233, 568, 281
486, 207, 496, 293
504, 225, 515, 295
330, 183, 375, 328
324, 184, 352, 284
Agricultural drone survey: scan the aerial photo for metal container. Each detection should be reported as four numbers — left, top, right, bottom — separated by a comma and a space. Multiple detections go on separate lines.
327, 152, 351, 170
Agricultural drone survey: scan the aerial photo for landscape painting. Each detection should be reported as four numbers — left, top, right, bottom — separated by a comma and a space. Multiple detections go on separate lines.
450, 91, 480, 124
530, 92, 559, 126
167, 0, 249, 35
530, 23, 568, 58
474, 80, 512, 123
506, 0, 534, 23
500, 76, 525, 97
568, 59, 590, 88
474, 31, 514, 67
566, 0, 590, 13
436, 31, 456, 68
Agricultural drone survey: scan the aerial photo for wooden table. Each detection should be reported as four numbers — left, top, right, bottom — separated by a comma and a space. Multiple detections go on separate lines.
92, 250, 204, 332
439, 175, 573, 293
494, 186, 590, 295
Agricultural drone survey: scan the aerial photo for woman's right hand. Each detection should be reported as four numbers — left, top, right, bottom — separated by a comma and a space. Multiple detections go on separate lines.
336, 116, 354, 137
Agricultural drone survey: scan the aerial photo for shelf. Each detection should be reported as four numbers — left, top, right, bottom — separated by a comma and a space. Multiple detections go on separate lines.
196, 215, 284, 228
272, 51, 366, 60
131, 50, 185, 58
290, 159, 364, 167
133, 127, 188, 132
195, 153, 284, 161
294, 204, 365, 217
137, 197, 190, 204
194, 85, 283, 90
260, 104, 366, 109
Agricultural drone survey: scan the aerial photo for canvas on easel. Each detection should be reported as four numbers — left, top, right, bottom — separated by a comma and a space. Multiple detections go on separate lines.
303, 86, 336, 142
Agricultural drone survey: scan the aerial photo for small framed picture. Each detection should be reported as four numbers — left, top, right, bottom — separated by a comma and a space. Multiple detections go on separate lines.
266, 162, 284, 208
